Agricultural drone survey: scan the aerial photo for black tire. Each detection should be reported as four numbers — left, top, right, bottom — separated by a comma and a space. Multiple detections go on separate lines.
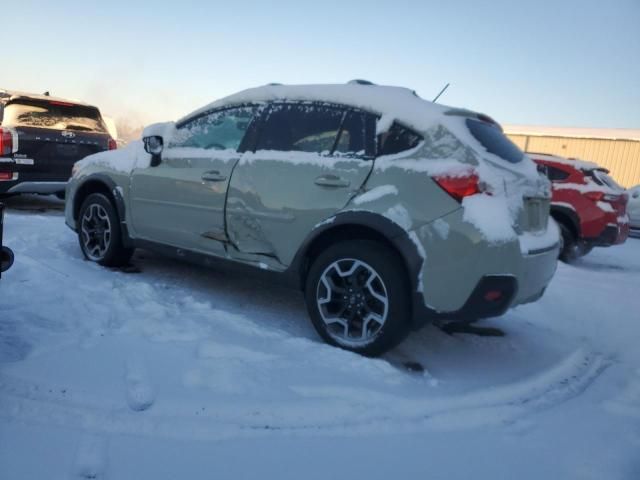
78, 193, 133, 267
304, 239, 411, 356
558, 222, 582, 263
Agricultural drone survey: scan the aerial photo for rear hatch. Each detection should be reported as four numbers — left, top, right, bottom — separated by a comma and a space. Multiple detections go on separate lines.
586, 168, 628, 218
1, 99, 111, 181
462, 116, 551, 236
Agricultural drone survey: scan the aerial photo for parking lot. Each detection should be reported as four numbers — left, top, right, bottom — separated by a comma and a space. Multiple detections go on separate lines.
1, 195, 639, 479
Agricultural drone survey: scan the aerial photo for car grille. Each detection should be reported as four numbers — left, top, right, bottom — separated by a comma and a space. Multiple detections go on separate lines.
520, 197, 550, 233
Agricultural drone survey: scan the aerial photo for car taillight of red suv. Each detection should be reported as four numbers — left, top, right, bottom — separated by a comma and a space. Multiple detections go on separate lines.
532, 153, 629, 262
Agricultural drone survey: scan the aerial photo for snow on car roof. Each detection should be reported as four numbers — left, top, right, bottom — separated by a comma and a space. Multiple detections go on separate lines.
528, 152, 602, 171
180, 83, 455, 132
0, 88, 95, 108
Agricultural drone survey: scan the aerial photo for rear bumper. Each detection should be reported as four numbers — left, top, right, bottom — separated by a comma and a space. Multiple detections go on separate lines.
585, 222, 629, 247
410, 209, 559, 325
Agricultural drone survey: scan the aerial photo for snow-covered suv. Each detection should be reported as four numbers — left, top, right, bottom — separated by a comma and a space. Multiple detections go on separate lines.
65, 82, 559, 355
532, 154, 629, 261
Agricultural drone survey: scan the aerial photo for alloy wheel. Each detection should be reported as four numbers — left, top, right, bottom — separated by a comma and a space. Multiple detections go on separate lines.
81, 204, 112, 261
316, 258, 389, 346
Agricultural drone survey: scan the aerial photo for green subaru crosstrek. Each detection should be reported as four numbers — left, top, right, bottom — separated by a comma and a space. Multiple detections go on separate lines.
65, 81, 559, 356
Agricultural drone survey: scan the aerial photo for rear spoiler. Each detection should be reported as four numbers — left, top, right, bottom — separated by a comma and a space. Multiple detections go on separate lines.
444, 108, 503, 131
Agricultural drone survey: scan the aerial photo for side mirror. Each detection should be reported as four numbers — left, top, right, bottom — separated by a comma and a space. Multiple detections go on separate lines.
143, 136, 164, 167
1, 246, 14, 274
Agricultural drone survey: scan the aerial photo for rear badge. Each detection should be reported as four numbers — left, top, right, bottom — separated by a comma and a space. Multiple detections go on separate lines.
14, 158, 35, 165
61, 131, 76, 138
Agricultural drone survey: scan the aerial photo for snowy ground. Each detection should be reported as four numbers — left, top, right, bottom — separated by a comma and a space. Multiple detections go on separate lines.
1, 195, 639, 480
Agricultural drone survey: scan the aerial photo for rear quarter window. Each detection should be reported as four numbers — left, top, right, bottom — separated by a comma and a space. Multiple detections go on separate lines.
545, 165, 570, 182
466, 118, 523, 163
377, 123, 422, 156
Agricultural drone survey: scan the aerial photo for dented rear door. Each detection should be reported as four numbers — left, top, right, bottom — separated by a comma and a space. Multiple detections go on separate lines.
226, 102, 376, 266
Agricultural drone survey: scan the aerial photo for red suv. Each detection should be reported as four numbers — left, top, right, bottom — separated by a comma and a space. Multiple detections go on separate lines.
531, 153, 629, 262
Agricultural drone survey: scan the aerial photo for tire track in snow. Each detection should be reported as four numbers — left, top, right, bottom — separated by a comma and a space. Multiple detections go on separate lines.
0, 347, 611, 439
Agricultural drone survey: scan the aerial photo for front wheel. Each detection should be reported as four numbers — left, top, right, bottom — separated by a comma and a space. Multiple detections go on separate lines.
78, 193, 133, 267
304, 240, 411, 356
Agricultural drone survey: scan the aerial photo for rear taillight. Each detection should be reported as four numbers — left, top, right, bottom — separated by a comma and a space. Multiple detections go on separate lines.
433, 173, 481, 202
108, 138, 117, 150
0, 172, 13, 180
585, 191, 604, 202
0, 128, 13, 156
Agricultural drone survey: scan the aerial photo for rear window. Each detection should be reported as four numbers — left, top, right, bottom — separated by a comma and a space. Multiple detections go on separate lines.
590, 169, 623, 191
2, 101, 107, 133
466, 118, 523, 163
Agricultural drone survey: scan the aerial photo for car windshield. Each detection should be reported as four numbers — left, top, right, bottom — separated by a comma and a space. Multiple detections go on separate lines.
2, 101, 108, 133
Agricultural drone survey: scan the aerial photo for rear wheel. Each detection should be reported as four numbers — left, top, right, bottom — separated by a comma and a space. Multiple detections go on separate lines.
78, 193, 133, 267
304, 240, 411, 356
558, 222, 584, 263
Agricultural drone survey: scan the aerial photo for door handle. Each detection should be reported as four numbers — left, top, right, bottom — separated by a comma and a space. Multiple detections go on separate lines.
314, 174, 350, 188
201, 171, 227, 182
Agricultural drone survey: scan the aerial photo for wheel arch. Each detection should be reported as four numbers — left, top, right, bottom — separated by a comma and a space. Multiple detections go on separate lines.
290, 212, 424, 300
550, 205, 580, 238
73, 175, 132, 246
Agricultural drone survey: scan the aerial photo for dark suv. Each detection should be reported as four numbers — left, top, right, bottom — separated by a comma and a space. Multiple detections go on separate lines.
0, 89, 116, 197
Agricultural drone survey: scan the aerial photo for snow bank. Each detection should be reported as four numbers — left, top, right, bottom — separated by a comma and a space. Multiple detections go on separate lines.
2, 207, 640, 479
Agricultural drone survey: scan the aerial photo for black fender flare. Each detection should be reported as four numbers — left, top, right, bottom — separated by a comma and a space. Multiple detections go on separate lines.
288, 210, 425, 298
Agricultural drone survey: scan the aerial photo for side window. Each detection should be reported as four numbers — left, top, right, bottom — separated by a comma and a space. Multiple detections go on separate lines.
172, 105, 259, 151
256, 104, 344, 154
333, 111, 375, 157
378, 122, 422, 156
546, 165, 570, 182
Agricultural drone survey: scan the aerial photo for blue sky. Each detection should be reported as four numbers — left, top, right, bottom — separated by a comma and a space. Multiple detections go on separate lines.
4, 0, 639, 128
